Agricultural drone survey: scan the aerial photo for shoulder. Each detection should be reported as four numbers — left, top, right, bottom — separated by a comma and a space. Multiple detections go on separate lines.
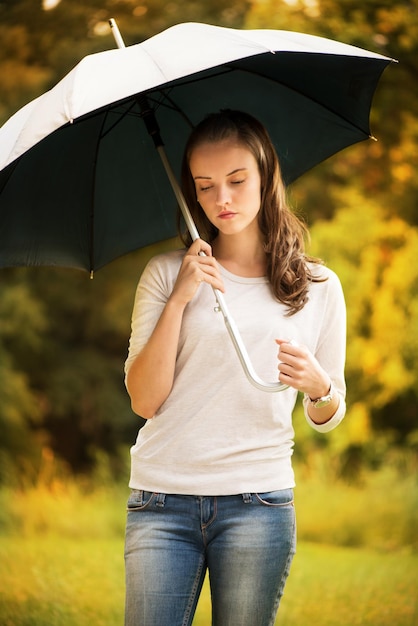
133, 249, 186, 300
307, 262, 345, 299
141, 248, 186, 282
145, 248, 186, 271
308, 261, 341, 283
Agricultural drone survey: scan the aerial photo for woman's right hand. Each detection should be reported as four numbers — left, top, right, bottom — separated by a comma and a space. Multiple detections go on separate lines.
170, 239, 225, 306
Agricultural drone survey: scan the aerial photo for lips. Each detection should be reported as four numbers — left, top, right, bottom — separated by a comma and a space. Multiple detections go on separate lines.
218, 210, 236, 219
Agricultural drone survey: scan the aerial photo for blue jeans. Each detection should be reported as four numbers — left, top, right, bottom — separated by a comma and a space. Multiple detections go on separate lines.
124, 489, 296, 626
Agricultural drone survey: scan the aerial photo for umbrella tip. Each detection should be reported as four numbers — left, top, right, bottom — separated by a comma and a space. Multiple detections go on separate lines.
90, 270, 94, 280
370, 134, 378, 142
109, 17, 126, 48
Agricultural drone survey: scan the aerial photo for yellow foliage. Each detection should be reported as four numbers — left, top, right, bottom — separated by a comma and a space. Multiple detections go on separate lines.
347, 403, 372, 445
359, 343, 382, 377
310, 192, 418, 410
392, 163, 414, 183
330, 402, 372, 452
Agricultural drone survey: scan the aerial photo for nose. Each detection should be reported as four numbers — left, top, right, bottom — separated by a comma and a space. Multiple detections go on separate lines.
215, 184, 231, 207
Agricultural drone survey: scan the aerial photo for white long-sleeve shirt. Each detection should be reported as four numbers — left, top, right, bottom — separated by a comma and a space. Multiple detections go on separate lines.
125, 249, 346, 495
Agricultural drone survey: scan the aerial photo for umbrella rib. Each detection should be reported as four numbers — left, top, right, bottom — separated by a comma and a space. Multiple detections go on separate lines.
148, 91, 195, 129
145, 61, 374, 138
237, 57, 389, 137
99, 101, 138, 139
88, 109, 114, 274
232, 63, 374, 137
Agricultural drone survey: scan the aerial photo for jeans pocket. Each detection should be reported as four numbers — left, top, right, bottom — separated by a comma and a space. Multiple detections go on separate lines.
126, 489, 156, 511
254, 489, 294, 507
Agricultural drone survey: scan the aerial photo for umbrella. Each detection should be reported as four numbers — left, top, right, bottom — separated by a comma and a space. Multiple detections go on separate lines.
0, 21, 395, 392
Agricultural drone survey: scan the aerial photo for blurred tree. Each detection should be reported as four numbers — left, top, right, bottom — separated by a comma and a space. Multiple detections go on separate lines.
310, 191, 418, 441
0, 278, 47, 480
1, 260, 141, 474
0, 241, 177, 476
246, 0, 418, 226
0, 0, 251, 123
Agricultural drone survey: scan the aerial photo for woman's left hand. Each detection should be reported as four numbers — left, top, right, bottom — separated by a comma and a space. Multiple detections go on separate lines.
275, 339, 331, 400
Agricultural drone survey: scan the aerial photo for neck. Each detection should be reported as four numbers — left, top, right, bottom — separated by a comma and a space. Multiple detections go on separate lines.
212, 232, 267, 277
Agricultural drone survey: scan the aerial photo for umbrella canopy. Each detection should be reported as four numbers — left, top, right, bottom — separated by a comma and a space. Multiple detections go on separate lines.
0, 21, 393, 273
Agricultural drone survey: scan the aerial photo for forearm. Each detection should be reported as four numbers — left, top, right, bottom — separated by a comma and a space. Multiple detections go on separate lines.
306, 392, 340, 424
126, 298, 185, 418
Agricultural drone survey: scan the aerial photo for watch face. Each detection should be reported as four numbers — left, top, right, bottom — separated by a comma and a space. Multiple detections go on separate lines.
313, 395, 332, 408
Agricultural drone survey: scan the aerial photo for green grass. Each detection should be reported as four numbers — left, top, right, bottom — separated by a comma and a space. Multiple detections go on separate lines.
278, 543, 418, 626
0, 534, 124, 626
293, 462, 418, 551
0, 535, 416, 626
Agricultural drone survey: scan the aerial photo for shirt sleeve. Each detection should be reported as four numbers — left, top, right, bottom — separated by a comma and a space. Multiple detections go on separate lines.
124, 253, 181, 381
303, 268, 347, 433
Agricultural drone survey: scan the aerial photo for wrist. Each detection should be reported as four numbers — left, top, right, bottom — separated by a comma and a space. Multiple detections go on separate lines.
166, 293, 189, 312
308, 381, 333, 409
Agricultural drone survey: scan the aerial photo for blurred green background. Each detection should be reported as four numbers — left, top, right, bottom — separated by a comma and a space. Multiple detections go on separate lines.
0, 1, 417, 624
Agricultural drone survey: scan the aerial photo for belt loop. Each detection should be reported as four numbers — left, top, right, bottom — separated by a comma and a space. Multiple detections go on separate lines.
242, 493, 252, 504
155, 492, 166, 508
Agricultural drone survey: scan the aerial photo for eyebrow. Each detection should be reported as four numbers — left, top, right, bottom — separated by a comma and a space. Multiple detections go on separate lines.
193, 167, 248, 180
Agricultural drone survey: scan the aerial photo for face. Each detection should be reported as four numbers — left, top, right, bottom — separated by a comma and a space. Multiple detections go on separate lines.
189, 139, 262, 238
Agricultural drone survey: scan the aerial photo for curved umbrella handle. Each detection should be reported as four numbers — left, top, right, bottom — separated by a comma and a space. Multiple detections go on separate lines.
212, 288, 289, 392
158, 147, 289, 394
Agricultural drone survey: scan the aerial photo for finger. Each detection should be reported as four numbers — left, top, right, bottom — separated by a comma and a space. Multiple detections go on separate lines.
278, 365, 297, 389
191, 255, 225, 291
195, 255, 220, 270
184, 256, 220, 279
199, 267, 225, 292
278, 360, 290, 375
188, 238, 212, 257
182, 257, 225, 293
275, 338, 299, 348
275, 338, 300, 359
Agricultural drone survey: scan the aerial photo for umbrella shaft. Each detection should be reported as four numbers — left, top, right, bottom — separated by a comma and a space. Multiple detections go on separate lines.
157, 146, 199, 241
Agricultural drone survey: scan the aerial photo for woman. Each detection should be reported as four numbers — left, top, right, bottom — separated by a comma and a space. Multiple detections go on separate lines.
124, 110, 346, 626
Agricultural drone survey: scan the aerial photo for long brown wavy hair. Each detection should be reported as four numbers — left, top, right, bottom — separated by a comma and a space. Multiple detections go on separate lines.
180, 110, 325, 316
